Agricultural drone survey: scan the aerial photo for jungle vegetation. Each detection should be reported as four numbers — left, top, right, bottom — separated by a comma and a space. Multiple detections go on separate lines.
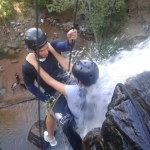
1, 0, 127, 34
0, 0, 128, 57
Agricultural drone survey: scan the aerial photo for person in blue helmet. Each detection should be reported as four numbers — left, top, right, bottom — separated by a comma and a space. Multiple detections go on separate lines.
25, 45, 99, 150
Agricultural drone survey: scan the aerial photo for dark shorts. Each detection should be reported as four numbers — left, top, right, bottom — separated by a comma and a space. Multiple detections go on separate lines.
46, 93, 74, 126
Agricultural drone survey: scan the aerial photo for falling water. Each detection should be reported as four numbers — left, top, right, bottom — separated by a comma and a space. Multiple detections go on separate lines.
0, 37, 150, 150
77, 36, 150, 137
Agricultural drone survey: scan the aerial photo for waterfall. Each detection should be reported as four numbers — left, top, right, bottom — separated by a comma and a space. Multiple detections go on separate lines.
78, 36, 150, 137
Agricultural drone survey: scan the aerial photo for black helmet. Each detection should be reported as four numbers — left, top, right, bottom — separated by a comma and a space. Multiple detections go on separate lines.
72, 60, 99, 86
24, 28, 48, 50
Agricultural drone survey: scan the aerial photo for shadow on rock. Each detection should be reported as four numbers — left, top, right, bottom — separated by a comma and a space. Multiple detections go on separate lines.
83, 71, 150, 150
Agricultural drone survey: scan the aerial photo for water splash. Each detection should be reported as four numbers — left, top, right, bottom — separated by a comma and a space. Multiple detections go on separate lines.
77, 36, 150, 137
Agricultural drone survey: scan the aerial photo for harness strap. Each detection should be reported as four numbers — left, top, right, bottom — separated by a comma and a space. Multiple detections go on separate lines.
67, 0, 79, 76
46, 93, 62, 114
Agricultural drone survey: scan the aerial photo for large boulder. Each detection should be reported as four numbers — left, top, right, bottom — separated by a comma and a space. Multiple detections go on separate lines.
7, 43, 19, 49
83, 71, 150, 150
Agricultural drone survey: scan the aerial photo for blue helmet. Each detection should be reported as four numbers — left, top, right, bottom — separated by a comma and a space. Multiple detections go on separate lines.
72, 60, 99, 86
24, 28, 48, 50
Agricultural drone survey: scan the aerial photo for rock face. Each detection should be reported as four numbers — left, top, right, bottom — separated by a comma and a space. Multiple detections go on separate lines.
83, 71, 150, 150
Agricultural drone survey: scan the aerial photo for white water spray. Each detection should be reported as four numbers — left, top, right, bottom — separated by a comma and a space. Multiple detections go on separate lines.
78, 37, 150, 137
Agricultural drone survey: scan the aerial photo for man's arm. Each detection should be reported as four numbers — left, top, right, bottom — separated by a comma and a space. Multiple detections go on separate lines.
22, 62, 47, 102
51, 29, 77, 52
25, 54, 67, 96
48, 44, 73, 72
50, 40, 73, 52
25, 82, 47, 102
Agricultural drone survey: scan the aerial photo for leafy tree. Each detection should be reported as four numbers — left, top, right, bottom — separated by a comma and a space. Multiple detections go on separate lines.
46, 0, 126, 44
0, 0, 34, 24
0, 0, 16, 24
77, 0, 126, 43
37, 0, 51, 8
46, 0, 74, 13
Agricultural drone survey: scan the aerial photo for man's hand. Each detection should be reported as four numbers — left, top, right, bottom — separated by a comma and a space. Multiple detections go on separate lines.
48, 43, 55, 53
67, 29, 77, 44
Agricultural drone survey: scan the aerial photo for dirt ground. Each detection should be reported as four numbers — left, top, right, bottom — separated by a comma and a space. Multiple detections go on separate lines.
0, 0, 150, 107
0, 59, 33, 106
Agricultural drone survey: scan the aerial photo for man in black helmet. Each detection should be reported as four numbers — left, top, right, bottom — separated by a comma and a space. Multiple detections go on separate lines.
23, 28, 77, 101
22, 28, 78, 147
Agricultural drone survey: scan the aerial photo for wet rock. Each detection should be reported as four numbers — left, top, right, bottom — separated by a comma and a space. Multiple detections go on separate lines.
105, 78, 150, 149
83, 128, 103, 150
132, 35, 149, 44
83, 71, 150, 150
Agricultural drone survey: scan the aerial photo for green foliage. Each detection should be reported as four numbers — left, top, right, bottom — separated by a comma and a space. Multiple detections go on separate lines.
19, 0, 34, 17
38, 0, 51, 8
46, 0, 126, 39
0, 0, 16, 24
0, 48, 3, 53
46, 0, 74, 13
78, 0, 126, 33
0, 0, 34, 24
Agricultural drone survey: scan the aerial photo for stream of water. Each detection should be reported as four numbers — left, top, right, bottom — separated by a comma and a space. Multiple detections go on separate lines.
0, 36, 150, 150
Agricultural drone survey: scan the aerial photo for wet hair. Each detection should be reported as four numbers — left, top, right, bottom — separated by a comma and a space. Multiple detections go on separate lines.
24, 28, 48, 50
72, 60, 99, 86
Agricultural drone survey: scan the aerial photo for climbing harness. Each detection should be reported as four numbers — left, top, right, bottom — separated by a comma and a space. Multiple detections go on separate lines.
46, 93, 62, 115
68, 0, 79, 76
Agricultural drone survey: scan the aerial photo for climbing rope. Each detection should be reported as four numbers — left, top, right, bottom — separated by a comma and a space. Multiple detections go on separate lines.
0, 97, 36, 109
68, 0, 79, 75
33, 0, 78, 148
34, 0, 43, 149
